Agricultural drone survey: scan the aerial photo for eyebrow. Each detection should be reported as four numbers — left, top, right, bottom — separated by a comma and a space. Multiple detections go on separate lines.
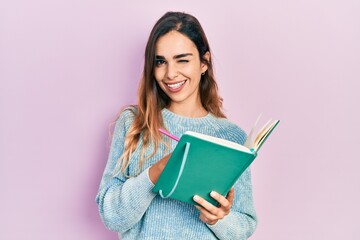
155, 53, 193, 59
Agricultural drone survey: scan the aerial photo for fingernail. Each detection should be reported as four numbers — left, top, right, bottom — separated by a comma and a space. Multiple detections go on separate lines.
193, 195, 199, 201
210, 191, 217, 197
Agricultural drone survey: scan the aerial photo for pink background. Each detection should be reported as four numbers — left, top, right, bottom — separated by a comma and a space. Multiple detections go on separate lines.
1, 0, 359, 239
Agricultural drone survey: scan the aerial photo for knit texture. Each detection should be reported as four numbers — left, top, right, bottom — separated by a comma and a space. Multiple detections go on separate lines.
96, 108, 257, 240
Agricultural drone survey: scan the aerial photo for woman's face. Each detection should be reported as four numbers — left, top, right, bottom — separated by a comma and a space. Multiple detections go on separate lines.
154, 31, 208, 108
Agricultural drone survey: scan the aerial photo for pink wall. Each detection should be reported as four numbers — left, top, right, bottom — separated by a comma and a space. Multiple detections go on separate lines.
1, 0, 359, 239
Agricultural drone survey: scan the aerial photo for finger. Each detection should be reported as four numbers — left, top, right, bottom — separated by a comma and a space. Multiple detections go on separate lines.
193, 195, 219, 215
210, 191, 231, 209
199, 214, 212, 224
198, 207, 219, 221
195, 204, 215, 222
195, 201, 225, 224
199, 212, 219, 225
195, 204, 211, 216
199, 214, 207, 222
226, 187, 235, 205
194, 205, 203, 211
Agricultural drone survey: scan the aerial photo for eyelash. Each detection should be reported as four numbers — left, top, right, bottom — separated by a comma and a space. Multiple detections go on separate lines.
155, 59, 166, 66
155, 59, 189, 66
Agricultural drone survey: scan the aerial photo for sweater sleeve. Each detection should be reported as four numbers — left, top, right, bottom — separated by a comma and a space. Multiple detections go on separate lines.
95, 110, 157, 233
206, 168, 258, 239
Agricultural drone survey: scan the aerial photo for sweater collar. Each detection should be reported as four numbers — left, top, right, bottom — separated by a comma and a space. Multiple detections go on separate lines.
161, 108, 214, 127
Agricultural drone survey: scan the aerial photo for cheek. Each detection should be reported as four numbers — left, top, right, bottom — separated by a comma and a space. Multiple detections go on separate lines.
184, 64, 202, 78
154, 68, 163, 82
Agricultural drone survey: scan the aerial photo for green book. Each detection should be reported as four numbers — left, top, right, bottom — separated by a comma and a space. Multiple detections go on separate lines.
152, 117, 280, 206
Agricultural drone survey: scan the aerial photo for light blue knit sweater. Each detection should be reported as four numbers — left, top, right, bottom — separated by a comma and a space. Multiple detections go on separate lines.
96, 108, 257, 240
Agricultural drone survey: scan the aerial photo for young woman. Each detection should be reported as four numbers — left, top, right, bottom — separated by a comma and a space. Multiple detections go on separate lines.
96, 12, 257, 239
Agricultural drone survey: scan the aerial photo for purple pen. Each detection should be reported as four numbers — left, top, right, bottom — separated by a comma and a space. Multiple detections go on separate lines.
158, 128, 180, 142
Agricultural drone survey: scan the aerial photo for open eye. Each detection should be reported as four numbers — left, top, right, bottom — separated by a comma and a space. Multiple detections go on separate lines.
155, 59, 166, 66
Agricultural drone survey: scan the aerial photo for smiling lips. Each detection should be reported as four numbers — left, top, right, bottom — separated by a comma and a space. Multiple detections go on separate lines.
165, 80, 187, 93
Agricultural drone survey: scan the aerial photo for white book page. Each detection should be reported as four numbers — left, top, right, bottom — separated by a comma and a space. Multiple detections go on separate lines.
254, 119, 273, 147
185, 131, 252, 154
244, 113, 262, 148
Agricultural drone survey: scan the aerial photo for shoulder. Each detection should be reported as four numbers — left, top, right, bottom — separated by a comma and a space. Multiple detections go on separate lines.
114, 105, 137, 134
211, 117, 248, 145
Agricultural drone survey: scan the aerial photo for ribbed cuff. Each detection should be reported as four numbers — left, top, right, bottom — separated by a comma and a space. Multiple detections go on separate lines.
146, 167, 155, 186
134, 168, 156, 202
206, 212, 236, 234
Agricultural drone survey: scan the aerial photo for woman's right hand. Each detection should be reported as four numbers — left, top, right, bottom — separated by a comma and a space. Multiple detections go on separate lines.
148, 153, 172, 184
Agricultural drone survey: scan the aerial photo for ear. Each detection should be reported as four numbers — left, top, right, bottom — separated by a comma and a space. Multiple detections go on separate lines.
201, 51, 210, 73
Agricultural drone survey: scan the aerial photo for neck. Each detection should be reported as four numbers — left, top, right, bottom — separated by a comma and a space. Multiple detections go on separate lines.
168, 102, 208, 118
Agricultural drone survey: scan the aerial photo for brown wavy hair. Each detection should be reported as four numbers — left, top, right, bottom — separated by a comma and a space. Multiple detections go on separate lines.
115, 12, 226, 176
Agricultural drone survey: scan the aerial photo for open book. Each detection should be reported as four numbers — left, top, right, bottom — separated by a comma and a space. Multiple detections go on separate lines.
244, 114, 280, 152
152, 116, 280, 205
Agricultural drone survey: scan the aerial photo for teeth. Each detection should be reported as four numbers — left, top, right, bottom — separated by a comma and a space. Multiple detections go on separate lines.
167, 81, 186, 89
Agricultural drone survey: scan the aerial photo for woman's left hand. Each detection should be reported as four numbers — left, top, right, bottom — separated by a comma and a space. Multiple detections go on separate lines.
193, 187, 235, 225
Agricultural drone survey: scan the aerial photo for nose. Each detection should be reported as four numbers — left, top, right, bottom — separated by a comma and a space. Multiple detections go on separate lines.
166, 62, 179, 80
